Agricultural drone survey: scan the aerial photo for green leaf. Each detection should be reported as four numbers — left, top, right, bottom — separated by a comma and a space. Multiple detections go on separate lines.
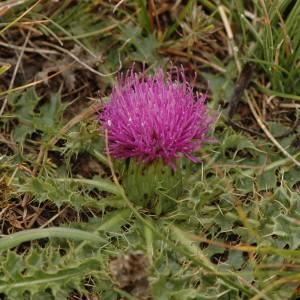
258, 168, 277, 191
0, 254, 102, 298
39, 92, 69, 127
97, 209, 132, 232
18, 177, 121, 208
201, 71, 234, 108
0, 227, 105, 252
57, 177, 121, 196
227, 250, 245, 271
272, 215, 300, 249
222, 134, 257, 152
131, 34, 158, 62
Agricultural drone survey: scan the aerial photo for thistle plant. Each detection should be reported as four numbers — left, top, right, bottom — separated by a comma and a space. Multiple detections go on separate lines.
99, 66, 214, 213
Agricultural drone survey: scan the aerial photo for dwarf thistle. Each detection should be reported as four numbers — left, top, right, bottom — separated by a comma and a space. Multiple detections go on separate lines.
99, 66, 214, 213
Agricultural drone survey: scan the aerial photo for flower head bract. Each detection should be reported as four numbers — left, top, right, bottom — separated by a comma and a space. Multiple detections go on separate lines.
99, 67, 214, 169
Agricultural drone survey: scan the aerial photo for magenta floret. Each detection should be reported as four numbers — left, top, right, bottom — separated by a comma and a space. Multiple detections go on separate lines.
99, 67, 214, 169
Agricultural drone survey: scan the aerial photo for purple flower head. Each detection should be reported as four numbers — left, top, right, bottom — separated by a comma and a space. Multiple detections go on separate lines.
99, 66, 214, 169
